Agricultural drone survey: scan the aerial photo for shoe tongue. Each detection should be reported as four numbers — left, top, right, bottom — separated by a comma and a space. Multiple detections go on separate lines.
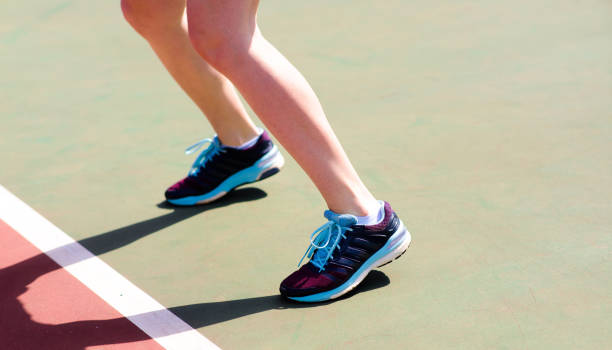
324, 210, 358, 227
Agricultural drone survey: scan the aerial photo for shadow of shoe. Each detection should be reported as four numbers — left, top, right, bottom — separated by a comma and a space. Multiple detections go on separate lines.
167, 270, 391, 330
156, 186, 267, 210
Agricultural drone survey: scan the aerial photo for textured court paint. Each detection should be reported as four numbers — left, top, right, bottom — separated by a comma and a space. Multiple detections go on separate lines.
0, 186, 221, 350
0, 220, 164, 350
1, 0, 611, 349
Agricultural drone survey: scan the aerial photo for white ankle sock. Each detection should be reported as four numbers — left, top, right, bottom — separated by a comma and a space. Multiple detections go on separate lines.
355, 200, 385, 226
226, 128, 263, 150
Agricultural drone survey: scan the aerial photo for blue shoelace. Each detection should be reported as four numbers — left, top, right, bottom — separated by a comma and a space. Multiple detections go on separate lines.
298, 220, 353, 272
184, 137, 226, 176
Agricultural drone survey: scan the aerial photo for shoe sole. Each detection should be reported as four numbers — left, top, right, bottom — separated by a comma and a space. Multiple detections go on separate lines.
167, 146, 285, 206
286, 221, 411, 303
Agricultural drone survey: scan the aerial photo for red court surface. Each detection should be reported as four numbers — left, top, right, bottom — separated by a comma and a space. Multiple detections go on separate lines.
0, 219, 164, 350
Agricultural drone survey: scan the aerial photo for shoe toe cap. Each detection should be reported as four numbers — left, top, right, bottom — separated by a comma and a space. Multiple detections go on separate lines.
279, 264, 336, 298
164, 177, 203, 200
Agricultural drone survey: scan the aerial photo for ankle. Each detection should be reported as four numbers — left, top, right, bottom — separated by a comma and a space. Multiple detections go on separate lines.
353, 200, 385, 225
217, 127, 262, 148
326, 192, 380, 217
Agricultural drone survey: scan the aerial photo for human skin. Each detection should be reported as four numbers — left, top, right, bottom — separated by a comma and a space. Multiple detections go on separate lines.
120, 0, 259, 147
121, 0, 379, 216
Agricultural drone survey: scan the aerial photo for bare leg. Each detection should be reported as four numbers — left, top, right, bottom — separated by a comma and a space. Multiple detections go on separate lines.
120, 0, 259, 147
186, 0, 378, 215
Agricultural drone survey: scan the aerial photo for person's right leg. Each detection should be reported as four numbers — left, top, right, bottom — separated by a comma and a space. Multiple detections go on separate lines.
120, 0, 259, 147
121, 0, 285, 205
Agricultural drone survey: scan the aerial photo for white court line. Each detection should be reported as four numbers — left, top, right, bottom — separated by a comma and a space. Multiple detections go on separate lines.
0, 185, 221, 350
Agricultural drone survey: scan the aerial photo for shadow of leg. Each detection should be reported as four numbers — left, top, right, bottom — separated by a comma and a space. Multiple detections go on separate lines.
80, 187, 267, 256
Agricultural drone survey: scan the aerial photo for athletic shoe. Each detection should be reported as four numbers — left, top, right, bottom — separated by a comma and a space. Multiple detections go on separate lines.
165, 131, 284, 205
279, 202, 410, 302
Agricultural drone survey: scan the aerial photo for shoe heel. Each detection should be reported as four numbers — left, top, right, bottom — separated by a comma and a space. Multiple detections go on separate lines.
258, 167, 280, 180
376, 222, 411, 268
256, 150, 284, 181
377, 248, 408, 268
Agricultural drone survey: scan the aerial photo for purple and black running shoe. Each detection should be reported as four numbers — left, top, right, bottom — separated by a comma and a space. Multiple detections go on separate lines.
165, 131, 284, 205
280, 202, 411, 302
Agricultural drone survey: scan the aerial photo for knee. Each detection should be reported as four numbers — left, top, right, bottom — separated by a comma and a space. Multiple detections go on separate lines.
121, 0, 183, 39
187, 20, 252, 74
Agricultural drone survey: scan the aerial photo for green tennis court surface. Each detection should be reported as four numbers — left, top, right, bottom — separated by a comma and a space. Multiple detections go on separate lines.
1, 0, 611, 349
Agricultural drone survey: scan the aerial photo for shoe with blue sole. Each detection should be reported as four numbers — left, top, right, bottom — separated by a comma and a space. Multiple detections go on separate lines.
165, 130, 284, 206
279, 202, 410, 302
